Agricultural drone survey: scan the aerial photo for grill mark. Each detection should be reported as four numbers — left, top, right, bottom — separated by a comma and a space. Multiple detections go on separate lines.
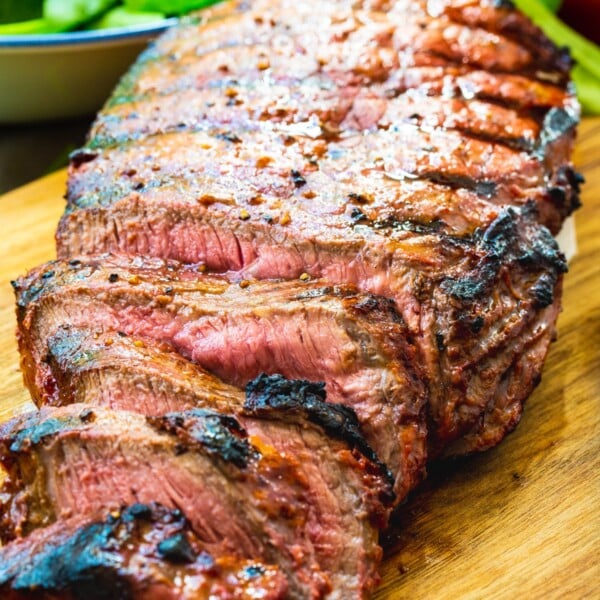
418, 172, 498, 198
416, 46, 568, 87
385, 78, 566, 117
446, 127, 534, 152
147, 409, 258, 469
91, 90, 543, 156
83, 114, 545, 187
89, 119, 538, 160
244, 373, 395, 497
0, 516, 140, 597
91, 42, 570, 158
68, 129, 563, 233
98, 61, 568, 147
101, 2, 571, 124
152, 2, 566, 83
433, 1, 572, 76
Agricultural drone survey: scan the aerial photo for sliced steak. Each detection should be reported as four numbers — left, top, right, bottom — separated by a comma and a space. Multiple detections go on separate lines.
51, 0, 574, 461
53, 0, 574, 460
14, 257, 427, 499
28, 203, 570, 461
0, 394, 393, 599
0, 502, 288, 600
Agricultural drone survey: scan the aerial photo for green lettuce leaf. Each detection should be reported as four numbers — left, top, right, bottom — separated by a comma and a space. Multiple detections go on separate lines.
87, 6, 165, 29
123, 0, 222, 16
43, 0, 118, 30
0, 0, 42, 25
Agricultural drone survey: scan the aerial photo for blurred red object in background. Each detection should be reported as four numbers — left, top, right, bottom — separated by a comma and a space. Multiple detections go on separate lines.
559, 0, 600, 45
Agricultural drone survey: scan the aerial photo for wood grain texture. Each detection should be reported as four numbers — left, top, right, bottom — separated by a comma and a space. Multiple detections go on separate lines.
0, 121, 598, 599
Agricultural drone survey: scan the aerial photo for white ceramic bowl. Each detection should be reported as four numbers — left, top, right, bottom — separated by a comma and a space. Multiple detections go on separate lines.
0, 20, 176, 124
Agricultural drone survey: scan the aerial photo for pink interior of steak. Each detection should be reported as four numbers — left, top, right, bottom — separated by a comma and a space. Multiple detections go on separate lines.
0, 403, 391, 597
16, 260, 427, 500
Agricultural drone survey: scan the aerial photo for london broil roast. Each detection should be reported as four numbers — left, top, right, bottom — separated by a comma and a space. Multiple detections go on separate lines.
0, 0, 582, 597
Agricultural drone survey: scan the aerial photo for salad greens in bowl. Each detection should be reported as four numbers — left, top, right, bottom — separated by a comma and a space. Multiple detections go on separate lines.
0, 0, 222, 123
0, 0, 219, 34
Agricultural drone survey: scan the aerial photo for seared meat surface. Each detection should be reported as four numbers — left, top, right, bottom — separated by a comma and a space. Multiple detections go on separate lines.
0, 379, 393, 598
1, 1, 582, 598
14, 256, 426, 499
76, 0, 579, 234
0, 503, 288, 600
53, 0, 574, 460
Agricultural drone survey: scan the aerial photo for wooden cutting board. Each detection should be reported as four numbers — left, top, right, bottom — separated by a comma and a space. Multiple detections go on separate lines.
0, 120, 598, 599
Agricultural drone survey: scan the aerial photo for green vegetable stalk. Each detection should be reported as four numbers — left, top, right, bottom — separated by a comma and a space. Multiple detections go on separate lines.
537, 0, 563, 12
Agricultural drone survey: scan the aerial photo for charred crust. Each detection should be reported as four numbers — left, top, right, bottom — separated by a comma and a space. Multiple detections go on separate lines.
353, 295, 391, 314
290, 169, 307, 188
376, 216, 444, 234
516, 224, 567, 275
350, 209, 445, 235
147, 409, 257, 469
442, 208, 566, 304
79, 409, 96, 424
480, 209, 517, 258
244, 374, 395, 494
470, 316, 485, 334
294, 285, 354, 301
556, 166, 584, 214
14, 264, 60, 310
454, 312, 486, 337
435, 333, 445, 352
441, 275, 489, 302
0, 521, 135, 599
124, 503, 154, 521
536, 106, 579, 157
244, 564, 266, 578
352, 295, 405, 325
547, 185, 567, 209
350, 207, 368, 224
347, 192, 371, 204
7, 416, 82, 453
419, 172, 497, 198
69, 148, 99, 169
439, 209, 511, 300
530, 272, 558, 308
157, 532, 197, 564
215, 131, 242, 144
0, 503, 197, 597
554, 46, 574, 73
